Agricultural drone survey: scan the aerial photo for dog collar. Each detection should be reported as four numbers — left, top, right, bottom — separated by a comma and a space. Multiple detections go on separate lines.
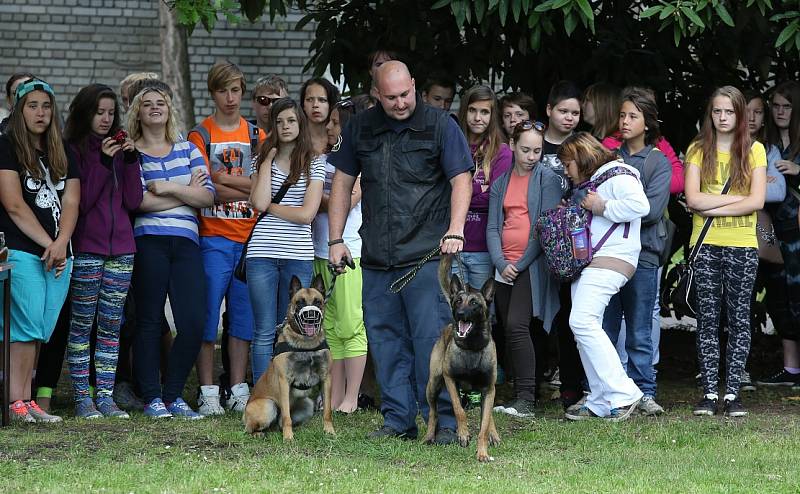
273, 340, 329, 358
15, 78, 55, 104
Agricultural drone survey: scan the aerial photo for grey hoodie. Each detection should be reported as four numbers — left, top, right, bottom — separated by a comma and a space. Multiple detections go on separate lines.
618, 145, 672, 268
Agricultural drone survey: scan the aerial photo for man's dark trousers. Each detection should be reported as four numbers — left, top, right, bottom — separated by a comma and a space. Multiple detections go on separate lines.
362, 261, 456, 435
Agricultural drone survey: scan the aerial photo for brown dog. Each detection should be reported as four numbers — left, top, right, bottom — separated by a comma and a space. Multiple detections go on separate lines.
243, 274, 335, 441
424, 255, 499, 462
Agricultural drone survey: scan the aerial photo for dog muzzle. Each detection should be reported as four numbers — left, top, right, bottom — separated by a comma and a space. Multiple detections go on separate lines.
295, 305, 323, 337
456, 320, 473, 338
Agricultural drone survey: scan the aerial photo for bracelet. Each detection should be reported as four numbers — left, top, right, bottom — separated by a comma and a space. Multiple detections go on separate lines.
327, 238, 345, 247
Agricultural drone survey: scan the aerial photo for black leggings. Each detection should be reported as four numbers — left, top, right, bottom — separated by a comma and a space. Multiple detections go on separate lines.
133, 235, 205, 403
495, 269, 540, 402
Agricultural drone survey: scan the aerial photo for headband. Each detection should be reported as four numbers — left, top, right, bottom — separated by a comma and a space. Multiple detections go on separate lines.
14, 78, 55, 104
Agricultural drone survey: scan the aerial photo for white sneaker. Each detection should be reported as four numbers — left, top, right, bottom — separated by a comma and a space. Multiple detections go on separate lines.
198, 385, 225, 416
226, 383, 250, 412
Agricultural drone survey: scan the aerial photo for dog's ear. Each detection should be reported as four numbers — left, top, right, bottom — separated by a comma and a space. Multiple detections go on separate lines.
289, 275, 303, 299
449, 273, 463, 297
480, 278, 496, 305
311, 273, 326, 295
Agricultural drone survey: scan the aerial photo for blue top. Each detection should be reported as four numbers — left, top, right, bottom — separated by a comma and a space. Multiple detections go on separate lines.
134, 141, 216, 244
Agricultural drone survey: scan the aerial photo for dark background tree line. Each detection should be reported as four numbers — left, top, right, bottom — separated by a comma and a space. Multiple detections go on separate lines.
173, 0, 800, 152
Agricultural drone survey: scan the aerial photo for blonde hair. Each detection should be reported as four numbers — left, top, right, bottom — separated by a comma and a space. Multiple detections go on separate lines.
126, 88, 181, 144
207, 61, 245, 93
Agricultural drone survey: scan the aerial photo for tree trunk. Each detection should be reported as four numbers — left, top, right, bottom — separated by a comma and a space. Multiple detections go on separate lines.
158, 1, 195, 134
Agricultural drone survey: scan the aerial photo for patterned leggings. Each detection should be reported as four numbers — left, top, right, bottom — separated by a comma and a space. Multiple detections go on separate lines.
67, 253, 134, 401
694, 245, 758, 397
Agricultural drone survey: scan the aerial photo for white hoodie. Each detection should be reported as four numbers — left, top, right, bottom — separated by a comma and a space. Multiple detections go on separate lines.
588, 159, 650, 268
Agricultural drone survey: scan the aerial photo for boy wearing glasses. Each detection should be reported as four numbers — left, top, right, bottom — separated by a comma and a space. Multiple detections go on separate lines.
188, 61, 265, 416
250, 75, 288, 134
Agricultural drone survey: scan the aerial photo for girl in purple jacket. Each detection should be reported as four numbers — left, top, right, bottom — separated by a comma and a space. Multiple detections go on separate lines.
63, 84, 143, 419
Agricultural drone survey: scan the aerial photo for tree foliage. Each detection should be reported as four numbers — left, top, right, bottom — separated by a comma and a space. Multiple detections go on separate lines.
175, 0, 800, 150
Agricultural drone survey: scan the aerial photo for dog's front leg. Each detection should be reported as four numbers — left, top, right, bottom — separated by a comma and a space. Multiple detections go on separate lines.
477, 384, 499, 462
443, 376, 469, 447
423, 366, 443, 444
322, 368, 335, 436
278, 377, 294, 442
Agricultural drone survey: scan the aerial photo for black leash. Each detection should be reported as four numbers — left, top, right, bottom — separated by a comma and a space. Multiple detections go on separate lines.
389, 235, 466, 294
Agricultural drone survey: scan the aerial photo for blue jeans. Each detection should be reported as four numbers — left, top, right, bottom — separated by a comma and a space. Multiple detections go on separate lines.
247, 257, 313, 382
451, 251, 493, 290
362, 262, 455, 435
602, 266, 658, 397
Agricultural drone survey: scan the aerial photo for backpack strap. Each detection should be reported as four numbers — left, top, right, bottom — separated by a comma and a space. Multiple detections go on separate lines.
247, 121, 260, 156
188, 124, 212, 162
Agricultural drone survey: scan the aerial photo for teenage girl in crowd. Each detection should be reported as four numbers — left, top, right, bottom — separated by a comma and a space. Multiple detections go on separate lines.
312, 99, 367, 413
560, 132, 650, 421
248, 98, 325, 382
601, 87, 671, 416
0, 78, 80, 423
63, 84, 143, 419
685, 86, 766, 417
744, 91, 788, 390
499, 92, 537, 141
129, 85, 216, 419
486, 121, 562, 417
582, 82, 620, 141
757, 81, 800, 388
301, 78, 340, 155
457, 85, 513, 290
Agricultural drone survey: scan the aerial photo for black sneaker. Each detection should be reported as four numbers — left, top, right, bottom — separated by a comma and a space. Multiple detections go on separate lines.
367, 425, 416, 441
756, 369, 800, 387
693, 395, 718, 416
723, 397, 747, 417
494, 398, 535, 418
433, 427, 458, 445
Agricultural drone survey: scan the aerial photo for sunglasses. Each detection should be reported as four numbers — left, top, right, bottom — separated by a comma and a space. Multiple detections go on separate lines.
514, 120, 546, 133
255, 95, 282, 107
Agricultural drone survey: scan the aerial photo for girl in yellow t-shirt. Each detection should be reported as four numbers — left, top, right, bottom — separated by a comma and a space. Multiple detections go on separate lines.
685, 86, 767, 418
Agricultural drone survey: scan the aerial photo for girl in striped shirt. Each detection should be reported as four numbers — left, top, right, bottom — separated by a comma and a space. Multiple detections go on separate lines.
128, 85, 216, 419
248, 98, 325, 382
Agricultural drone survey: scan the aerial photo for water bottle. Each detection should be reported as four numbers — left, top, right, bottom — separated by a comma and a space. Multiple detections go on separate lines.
571, 227, 590, 260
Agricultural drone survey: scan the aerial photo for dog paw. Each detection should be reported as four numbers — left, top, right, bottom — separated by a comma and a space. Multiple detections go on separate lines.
488, 432, 501, 446
476, 452, 495, 463
458, 434, 470, 448
422, 432, 436, 444
324, 425, 336, 436
282, 431, 294, 442
252, 431, 265, 438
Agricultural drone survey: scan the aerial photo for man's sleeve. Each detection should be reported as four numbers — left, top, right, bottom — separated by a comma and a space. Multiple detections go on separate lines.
439, 118, 473, 180
327, 120, 360, 177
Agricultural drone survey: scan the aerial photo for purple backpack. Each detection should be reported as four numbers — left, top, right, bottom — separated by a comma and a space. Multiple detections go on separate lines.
535, 166, 638, 282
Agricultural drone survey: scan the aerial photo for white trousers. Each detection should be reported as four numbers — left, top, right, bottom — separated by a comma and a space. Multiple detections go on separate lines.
570, 268, 644, 416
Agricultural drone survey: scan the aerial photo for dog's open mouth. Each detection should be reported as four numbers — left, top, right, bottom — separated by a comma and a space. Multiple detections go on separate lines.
456, 320, 473, 338
295, 306, 323, 337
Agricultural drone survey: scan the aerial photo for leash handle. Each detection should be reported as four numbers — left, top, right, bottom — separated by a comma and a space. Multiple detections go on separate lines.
389, 234, 466, 294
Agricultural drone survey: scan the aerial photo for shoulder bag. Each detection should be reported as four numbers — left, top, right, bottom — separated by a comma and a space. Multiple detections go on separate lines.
661, 176, 731, 318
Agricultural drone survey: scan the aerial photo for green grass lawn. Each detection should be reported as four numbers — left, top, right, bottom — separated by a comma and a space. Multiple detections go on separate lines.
2, 378, 799, 494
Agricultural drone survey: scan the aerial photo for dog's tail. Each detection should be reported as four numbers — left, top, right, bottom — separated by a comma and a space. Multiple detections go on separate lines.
438, 252, 453, 302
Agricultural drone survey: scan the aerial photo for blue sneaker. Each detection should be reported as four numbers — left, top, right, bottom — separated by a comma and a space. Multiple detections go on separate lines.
96, 397, 130, 419
144, 398, 173, 419
166, 398, 203, 420
75, 397, 103, 419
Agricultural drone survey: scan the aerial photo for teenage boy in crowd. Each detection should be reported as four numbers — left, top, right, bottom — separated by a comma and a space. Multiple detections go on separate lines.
499, 92, 537, 141
250, 75, 289, 134
189, 61, 265, 415
422, 76, 456, 112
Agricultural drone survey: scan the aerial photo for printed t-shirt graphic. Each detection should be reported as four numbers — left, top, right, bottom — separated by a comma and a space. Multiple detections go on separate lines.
189, 117, 265, 243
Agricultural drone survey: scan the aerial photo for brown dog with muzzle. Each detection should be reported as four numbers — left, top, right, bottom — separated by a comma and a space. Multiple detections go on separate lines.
243, 274, 335, 441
